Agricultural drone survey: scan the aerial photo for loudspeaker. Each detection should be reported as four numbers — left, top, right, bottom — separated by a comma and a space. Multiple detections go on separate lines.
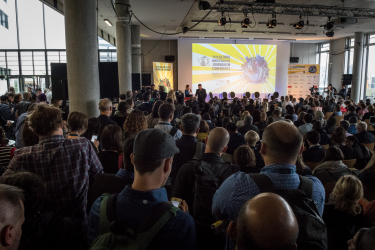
132, 73, 141, 91
255, 91, 260, 98
230, 92, 235, 98
209, 92, 213, 99
342, 74, 352, 85
290, 57, 299, 63
99, 62, 119, 100
142, 73, 151, 87
51, 63, 68, 101
165, 55, 175, 62
245, 92, 250, 98
223, 92, 228, 99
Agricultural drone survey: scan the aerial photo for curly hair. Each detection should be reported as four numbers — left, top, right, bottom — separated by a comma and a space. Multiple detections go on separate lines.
28, 103, 62, 137
233, 145, 256, 167
123, 110, 148, 136
331, 126, 346, 145
329, 175, 363, 215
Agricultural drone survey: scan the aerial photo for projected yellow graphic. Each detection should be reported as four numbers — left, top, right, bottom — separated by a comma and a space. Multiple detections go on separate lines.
153, 62, 173, 93
192, 44, 277, 95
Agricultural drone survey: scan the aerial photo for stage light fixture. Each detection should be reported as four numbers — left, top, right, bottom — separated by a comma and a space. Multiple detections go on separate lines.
293, 16, 304, 29
241, 17, 251, 28
266, 14, 277, 28
104, 19, 113, 27
198, 1, 211, 10
326, 31, 334, 37
218, 13, 227, 26
324, 17, 334, 30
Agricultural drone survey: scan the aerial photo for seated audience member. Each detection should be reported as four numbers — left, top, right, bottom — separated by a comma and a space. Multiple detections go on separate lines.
233, 145, 260, 173
123, 109, 148, 138
244, 130, 265, 169
256, 112, 267, 131
315, 110, 326, 127
323, 175, 364, 250
154, 103, 182, 140
213, 121, 325, 249
228, 193, 298, 250
67, 111, 88, 139
146, 100, 163, 128
173, 128, 239, 250
346, 136, 371, 170
296, 154, 313, 176
298, 113, 313, 135
6, 104, 103, 233
82, 117, 100, 153
88, 129, 195, 249
110, 101, 129, 128
286, 106, 297, 122
158, 85, 167, 100
98, 98, 117, 136
354, 122, 375, 144
312, 121, 331, 145
236, 111, 250, 128
303, 130, 326, 163
334, 104, 343, 116
348, 227, 375, 250
125, 97, 134, 113
348, 116, 359, 135
136, 92, 153, 114
202, 113, 215, 131
171, 113, 204, 185
359, 154, 375, 201
226, 122, 246, 155
313, 146, 352, 188
272, 109, 283, 121
97, 125, 123, 174
324, 116, 337, 134
358, 103, 368, 117
0, 172, 87, 250
331, 126, 354, 159
0, 184, 25, 250
238, 115, 258, 135
252, 109, 261, 123
266, 104, 275, 118
221, 117, 232, 130
0, 126, 16, 176
293, 111, 306, 128
362, 105, 375, 121
217, 108, 230, 127
341, 120, 353, 137
345, 105, 360, 121
197, 120, 209, 142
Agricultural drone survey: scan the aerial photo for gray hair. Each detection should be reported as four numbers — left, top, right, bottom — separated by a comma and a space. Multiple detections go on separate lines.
0, 184, 24, 224
244, 115, 253, 125
357, 122, 367, 131
181, 113, 200, 135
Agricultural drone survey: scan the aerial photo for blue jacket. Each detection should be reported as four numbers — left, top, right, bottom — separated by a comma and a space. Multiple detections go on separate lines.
347, 124, 358, 135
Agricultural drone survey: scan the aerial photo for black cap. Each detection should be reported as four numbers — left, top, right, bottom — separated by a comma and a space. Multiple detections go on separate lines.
133, 129, 180, 160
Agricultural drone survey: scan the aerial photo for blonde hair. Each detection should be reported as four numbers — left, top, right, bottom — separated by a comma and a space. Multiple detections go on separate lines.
245, 130, 260, 146
329, 175, 363, 215
262, 102, 268, 111
167, 90, 176, 101
241, 111, 250, 120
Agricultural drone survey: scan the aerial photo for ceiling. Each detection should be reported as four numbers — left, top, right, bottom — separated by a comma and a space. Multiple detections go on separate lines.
60, 0, 375, 42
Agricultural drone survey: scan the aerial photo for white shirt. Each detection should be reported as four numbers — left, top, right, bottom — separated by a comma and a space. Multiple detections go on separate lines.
46, 91, 52, 103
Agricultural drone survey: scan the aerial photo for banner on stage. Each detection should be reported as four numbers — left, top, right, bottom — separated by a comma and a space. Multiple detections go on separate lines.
153, 62, 173, 93
287, 64, 320, 98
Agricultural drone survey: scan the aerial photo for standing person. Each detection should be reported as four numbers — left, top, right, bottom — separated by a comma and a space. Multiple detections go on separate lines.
123, 110, 148, 139
14, 92, 31, 117
136, 92, 153, 114
146, 100, 163, 129
185, 84, 192, 96
244, 130, 265, 169
6, 104, 103, 233
82, 117, 100, 153
110, 101, 129, 128
97, 125, 123, 174
226, 122, 246, 155
154, 103, 182, 140
46, 86, 52, 103
7, 93, 14, 110
88, 129, 196, 249
98, 98, 117, 136
195, 84, 207, 103
67, 111, 88, 139
338, 85, 347, 99
159, 85, 167, 101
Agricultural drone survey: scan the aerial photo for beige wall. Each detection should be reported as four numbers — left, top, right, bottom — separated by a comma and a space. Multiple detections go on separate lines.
290, 43, 318, 64
141, 40, 178, 90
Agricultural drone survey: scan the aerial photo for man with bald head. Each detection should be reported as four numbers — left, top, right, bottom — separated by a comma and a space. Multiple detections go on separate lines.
228, 193, 298, 250
98, 98, 117, 136
213, 121, 325, 250
173, 127, 239, 250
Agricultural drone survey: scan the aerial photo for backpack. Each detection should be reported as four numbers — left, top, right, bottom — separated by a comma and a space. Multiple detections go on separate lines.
90, 194, 179, 250
249, 174, 328, 250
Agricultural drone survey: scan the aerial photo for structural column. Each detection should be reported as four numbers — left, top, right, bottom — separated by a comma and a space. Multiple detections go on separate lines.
132, 25, 142, 88
64, 0, 100, 117
351, 32, 364, 103
116, 0, 132, 93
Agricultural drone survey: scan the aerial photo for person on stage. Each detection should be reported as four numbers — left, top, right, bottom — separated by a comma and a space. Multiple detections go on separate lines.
338, 85, 347, 99
195, 84, 207, 103
185, 85, 192, 97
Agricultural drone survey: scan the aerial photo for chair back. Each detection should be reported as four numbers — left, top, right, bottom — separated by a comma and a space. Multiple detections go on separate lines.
364, 119, 375, 131
304, 161, 321, 172
342, 159, 357, 168
321, 144, 329, 149
362, 143, 375, 152
335, 116, 344, 126
324, 112, 333, 120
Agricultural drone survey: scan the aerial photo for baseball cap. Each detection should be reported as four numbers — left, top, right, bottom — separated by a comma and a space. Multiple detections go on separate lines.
133, 129, 180, 161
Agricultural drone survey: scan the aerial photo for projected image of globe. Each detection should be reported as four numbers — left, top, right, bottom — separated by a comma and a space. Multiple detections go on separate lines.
241, 55, 270, 84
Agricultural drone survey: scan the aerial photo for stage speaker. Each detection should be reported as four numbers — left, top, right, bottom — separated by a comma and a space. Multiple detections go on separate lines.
230, 92, 235, 98
209, 92, 213, 99
290, 57, 299, 63
342, 74, 352, 85
132, 73, 141, 91
142, 73, 151, 87
245, 92, 250, 98
255, 91, 260, 98
99, 62, 119, 100
223, 92, 228, 99
165, 55, 175, 62
51, 63, 68, 101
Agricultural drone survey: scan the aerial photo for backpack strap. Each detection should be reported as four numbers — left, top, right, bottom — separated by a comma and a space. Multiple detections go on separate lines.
99, 193, 115, 234
248, 173, 275, 193
169, 126, 178, 137
191, 142, 204, 161
298, 176, 313, 199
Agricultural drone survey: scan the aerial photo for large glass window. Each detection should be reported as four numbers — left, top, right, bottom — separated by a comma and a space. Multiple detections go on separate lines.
44, 5, 65, 49
365, 35, 375, 100
318, 43, 330, 92
0, 9, 8, 29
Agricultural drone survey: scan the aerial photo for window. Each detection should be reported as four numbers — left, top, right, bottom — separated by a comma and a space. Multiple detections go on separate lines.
344, 38, 354, 74
365, 35, 375, 100
318, 43, 330, 92
0, 9, 8, 29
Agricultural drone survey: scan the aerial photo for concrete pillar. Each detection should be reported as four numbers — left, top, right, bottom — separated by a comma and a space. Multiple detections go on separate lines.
351, 32, 364, 103
116, 0, 132, 93
64, 0, 100, 117
131, 25, 142, 88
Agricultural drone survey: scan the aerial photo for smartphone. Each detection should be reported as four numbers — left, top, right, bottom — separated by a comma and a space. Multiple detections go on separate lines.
91, 135, 97, 143
171, 197, 182, 208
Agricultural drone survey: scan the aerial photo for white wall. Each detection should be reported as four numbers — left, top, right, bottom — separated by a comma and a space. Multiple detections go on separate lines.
290, 43, 317, 64
329, 38, 346, 90
177, 39, 291, 97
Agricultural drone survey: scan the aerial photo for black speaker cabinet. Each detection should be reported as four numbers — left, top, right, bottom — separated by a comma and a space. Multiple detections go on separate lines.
132, 73, 141, 91
165, 55, 175, 62
290, 57, 299, 63
342, 74, 352, 85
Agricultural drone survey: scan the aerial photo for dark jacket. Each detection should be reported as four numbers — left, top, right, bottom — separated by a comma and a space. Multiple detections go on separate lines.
359, 170, 375, 201
159, 91, 167, 101
97, 151, 120, 174
256, 121, 267, 131
195, 88, 207, 103
294, 120, 304, 128
226, 133, 246, 155
0, 103, 14, 120
315, 128, 331, 145
354, 130, 375, 144
250, 146, 265, 169
14, 101, 31, 116
362, 112, 374, 121
238, 123, 259, 135
344, 112, 360, 121
302, 145, 326, 163
136, 102, 153, 114
98, 114, 117, 136
110, 112, 127, 128
206, 120, 215, 131
313, 161, 352, 186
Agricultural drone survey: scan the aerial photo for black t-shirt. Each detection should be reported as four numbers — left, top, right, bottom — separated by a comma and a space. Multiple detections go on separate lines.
97, 151, 120, 174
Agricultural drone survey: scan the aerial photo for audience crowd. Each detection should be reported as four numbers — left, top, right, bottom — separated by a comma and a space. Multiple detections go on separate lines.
1, 85, 375, 250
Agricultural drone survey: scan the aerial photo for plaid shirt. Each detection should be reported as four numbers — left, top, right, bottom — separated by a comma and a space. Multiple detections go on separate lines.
7, 135, 103, 231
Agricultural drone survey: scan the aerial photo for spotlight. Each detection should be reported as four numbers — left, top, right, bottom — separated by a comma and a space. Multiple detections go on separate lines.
326, 31, 334, 37
198, 1, 211, 10
266, 14, 277, 28
293, 16, 304, 29
218, 13, 227, 26
104, 19, 113, 27
324, 21, 334, 30
241, 17, 251, 28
